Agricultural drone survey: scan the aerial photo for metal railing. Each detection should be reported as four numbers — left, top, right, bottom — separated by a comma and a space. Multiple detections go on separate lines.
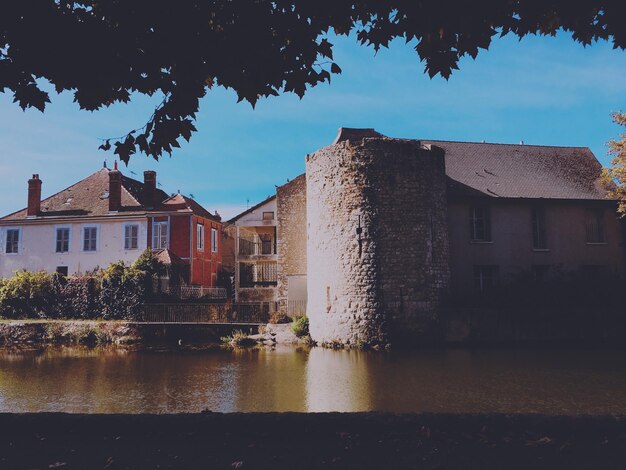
239, 238, 276, 255
166, 286, 227, 300
240, 262, 278, 287
140, 301, 277, 324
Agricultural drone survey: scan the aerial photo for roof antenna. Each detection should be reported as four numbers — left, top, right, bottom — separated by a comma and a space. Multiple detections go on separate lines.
103, 160, 108, 169
520, 140, 524, 145
246, 198, 250, 209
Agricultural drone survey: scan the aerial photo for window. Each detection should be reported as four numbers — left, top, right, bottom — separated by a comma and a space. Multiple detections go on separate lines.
82, 226, 98, 252
56, 266, 69, 277
262, 211, 275, 220
211, 228, 218, 253
260, 234, 273, 255
585, 209, 606, 243
197, 223, 204, 251
474, 265, 499, 292
124, 224, 139, 250
152, 221, 168, 250
5, 228, 20, 254
531, 207, 547, 249
470, 206, 491, 242
55, 227, 70, 253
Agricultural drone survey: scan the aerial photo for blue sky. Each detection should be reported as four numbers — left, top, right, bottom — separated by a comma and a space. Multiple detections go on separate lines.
1, 32, 625, 219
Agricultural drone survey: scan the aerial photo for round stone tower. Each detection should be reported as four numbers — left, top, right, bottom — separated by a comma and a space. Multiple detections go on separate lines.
306, 129, 449, 347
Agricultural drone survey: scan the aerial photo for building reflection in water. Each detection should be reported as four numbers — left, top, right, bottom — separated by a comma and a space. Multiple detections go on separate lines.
305, 348, 372, 412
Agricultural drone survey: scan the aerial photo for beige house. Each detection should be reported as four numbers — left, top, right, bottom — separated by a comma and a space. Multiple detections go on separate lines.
223, 196, 278, 302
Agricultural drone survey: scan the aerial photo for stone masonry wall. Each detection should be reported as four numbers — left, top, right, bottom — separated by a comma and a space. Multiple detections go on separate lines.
276, 174, 307, 310
306, 138, 450, 347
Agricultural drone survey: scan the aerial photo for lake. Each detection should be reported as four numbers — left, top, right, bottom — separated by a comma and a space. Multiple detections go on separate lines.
1, 346, 625, 414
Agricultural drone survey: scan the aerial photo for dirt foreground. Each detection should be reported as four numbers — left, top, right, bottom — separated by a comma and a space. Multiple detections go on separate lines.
0, 413, 624, 469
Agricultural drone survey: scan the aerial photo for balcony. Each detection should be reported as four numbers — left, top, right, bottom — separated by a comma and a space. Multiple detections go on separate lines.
239, 261, 278, 287
238, 237, 276, 256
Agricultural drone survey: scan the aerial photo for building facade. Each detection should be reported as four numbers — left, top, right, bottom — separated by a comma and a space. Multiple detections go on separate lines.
232, 128, 625, 346
223, 196, 278, 302
0, 165, 222, 287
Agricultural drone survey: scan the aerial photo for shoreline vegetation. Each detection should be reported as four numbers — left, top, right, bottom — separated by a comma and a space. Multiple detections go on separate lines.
0, 412, 624, 469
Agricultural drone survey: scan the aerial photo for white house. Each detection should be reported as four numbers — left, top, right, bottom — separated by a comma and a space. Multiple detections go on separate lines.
0, 164, 222, 285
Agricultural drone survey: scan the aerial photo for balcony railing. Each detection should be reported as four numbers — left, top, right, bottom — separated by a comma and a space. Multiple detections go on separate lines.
240, 262, 278, 287
239, 237, 276, 255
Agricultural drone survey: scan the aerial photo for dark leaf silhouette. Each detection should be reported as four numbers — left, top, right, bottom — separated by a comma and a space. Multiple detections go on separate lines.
0, 1, 624, 161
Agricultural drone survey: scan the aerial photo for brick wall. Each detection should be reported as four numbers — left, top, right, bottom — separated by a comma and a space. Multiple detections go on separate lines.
306, 137, 450, 347
276, 174, 307, 309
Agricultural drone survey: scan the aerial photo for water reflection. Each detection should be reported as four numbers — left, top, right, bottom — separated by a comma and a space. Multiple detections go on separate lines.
0, 346, 625, 414
306, 348, 371, 412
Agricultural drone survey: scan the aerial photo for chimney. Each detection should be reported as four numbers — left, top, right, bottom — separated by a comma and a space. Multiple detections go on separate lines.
143, 170, 157, 208
108, 161, 122, 212
27, 174, 42, 217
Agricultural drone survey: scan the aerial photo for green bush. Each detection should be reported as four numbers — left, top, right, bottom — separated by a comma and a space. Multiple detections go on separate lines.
291, 315, 309, 338
0, 250, 164, 320
0, 270, 55, 319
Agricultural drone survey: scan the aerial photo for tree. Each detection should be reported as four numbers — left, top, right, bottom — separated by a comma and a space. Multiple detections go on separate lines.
1, 1, 625, 162
605, 112, 626, 213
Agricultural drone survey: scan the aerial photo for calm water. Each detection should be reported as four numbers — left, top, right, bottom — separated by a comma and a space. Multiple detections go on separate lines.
0, 346, 625, 414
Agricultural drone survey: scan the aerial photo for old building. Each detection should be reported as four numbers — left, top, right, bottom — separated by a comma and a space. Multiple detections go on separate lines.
0, 165, 222, 287
234, 128, 625, 346
223, 196, 278, 302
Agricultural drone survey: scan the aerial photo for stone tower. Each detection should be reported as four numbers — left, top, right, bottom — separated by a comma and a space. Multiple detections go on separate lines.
306, 129, 450, 347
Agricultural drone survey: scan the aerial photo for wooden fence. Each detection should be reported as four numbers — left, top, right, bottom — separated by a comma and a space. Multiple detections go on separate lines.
140, 302, 277, 324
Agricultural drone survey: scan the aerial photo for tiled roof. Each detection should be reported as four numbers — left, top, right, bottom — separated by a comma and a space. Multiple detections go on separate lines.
334, 128, 609, 200
227, 194, 276, 224
424, 140, 607, 200
161, 193, 221, 221
0, 168, 218, 221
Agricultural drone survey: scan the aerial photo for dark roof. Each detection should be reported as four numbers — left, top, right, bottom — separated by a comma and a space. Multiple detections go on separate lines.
333, 128, 609, 200
424, 140, 606, 200
1, 168, 218, 221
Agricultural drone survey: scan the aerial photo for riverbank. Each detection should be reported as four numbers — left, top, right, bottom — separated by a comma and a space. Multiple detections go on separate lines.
0, 413, 624, 469
0, 320, 263, 347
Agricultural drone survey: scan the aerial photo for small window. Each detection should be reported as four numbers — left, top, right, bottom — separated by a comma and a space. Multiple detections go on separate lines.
474, 265, 499, 292
56, 227, 70, 253
152, 221, 168, 250
585, 209, 606, 243
124, 224, 139, 250
5, 228, 20, 254
197, 223, 204, 251
56, 266, 69, 277
82, 226, 98, 252
262, 211, 275, 220
531, 207, 547, 249
211, 228, 218, 253
470, 206, 491, 242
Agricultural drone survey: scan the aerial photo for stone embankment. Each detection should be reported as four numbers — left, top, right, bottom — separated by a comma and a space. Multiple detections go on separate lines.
249, 323, 308, 346
0, 320, 140, 346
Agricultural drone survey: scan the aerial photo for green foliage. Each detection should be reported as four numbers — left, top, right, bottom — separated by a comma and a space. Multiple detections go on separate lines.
0, 270, 55, 319
220, 329, 255, 348
132, 249, 166, 279
291, 315, 310, 338
2, 2, 623, 162
0, 255, 161, 320
603, 112, 626, 213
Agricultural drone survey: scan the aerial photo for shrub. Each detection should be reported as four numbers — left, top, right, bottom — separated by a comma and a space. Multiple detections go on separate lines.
0, 270, 55, 319
220, 329, 256, 347
291, 315, 309, 338
268, 312, 291, 324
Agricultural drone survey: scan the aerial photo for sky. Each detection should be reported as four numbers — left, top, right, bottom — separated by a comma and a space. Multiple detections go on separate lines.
1, 31, 625, 220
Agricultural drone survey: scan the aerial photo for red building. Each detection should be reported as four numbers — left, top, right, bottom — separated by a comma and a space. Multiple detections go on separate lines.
149, 192, 222, 287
